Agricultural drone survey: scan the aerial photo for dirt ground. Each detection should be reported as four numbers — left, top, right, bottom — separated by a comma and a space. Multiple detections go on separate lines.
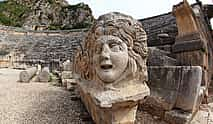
0, 68, 92, 124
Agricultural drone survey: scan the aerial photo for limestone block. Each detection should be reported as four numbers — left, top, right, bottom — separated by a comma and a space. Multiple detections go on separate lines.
172, 38, 205, 53
148, 66, 203, 112
148, 47, 177, 66
61, 71, 73, 79
78, 80, 150, 124
175, 66, 203, 113
147, 66, 181, 110
38, 67, 50, 82
62, 60, 72, 71
19, 67, 37, 83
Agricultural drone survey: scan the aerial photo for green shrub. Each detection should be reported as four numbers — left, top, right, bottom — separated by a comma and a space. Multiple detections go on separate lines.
0, 0, 30, 27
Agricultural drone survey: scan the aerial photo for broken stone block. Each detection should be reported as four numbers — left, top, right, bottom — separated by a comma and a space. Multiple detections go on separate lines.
19, 67, 37, 83
38, 67, 50, 82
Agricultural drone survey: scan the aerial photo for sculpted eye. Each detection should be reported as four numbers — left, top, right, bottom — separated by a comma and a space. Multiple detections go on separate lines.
109, 43, 121, 52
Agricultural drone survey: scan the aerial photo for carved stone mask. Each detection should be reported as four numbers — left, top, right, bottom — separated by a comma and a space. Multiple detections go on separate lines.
93, 35, 128, 83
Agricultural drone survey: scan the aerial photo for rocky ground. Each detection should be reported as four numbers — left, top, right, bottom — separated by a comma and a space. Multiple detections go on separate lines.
0, 68, 93, 124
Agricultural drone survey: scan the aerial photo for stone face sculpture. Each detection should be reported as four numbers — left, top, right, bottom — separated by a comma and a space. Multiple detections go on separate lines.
75, 12, 150, 124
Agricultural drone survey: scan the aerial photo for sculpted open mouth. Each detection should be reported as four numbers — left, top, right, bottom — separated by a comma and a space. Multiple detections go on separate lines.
100, 64, 113, 70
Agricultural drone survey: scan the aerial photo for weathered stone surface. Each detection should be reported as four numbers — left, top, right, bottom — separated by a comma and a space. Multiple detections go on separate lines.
139, 13, 177, 47
75, 12, 150, 124
164, 104, 213, 124
172, 0, 200, 37
164, 109, 192, 124
19, 67, 37, 82
175, 66, 203, 112
66, 79, 76, 91
136, 111, 168, 124
62, 60, 72, 71
157, 45, 172, 52
172, 0, 213, 106
61, 71, 73, 79
175, 51, 208, 68
78, 80, 149, 124
148, 47, 177, 66
147, 66, 181, 110
137, 103, 213, 124
38, 67, 50, 82
172, 38, 205, 53
147, 66, 203, 112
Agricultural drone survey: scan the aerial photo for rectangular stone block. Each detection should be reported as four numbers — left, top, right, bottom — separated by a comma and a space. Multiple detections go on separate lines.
175, 66, 203, 113
61, 71, 73, 79
172, 39, 205, 53
175, 32, 200, 42
148, 66, 203, 112
148, 47, 177, 66
148, 66, 182, 110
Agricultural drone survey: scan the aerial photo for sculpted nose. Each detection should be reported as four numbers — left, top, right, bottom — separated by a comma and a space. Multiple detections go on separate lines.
100, 44, 110, 60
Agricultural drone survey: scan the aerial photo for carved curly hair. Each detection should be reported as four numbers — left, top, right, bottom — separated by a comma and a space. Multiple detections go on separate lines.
75, 12, 148, 81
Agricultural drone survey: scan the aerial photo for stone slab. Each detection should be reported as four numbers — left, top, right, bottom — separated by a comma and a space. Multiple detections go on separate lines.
147, 66, 182, 110
148, 47, 177, 66
175, 66, 203, 113
148, 66, 203, 112
172, 39, 205, 53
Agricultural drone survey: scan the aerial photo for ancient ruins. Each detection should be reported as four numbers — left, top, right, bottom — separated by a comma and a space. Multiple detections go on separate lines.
0, 0, 212, 124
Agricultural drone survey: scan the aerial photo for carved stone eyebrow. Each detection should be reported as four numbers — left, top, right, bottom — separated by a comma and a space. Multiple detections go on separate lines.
107, 39, 122, 45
